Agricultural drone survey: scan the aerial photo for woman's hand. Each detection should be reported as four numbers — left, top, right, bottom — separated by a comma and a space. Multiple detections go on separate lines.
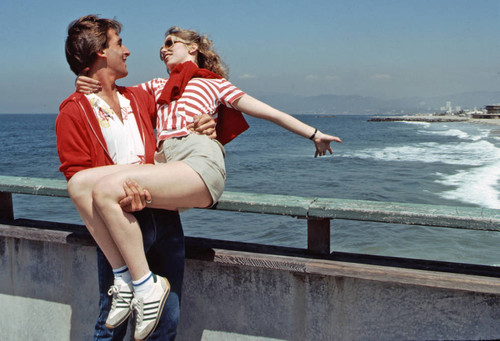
76, 74, 101, 94
312, 131, 342, 158
119, 179, 152, 212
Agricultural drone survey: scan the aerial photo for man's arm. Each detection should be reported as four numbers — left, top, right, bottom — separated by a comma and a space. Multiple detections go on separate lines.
120, 113, 218, 212
56, 104, 94, 180
187, 114, 217, 139
120, 180, 152, 212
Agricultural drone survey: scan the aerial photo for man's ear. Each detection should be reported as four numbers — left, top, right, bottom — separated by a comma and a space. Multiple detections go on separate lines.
79, 67, 91, 76
96, 50, 107, 58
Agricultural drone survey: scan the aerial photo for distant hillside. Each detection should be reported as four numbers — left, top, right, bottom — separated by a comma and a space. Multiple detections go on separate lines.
259, 91, 500, 115
424, 91, 500, 110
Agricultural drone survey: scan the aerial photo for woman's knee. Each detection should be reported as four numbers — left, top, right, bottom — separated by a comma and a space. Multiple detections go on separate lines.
92, 177, 122, 208
67, 170, 93, 201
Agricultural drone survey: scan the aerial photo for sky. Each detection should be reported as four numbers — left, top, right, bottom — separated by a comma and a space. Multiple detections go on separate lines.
1, 0, 499, 113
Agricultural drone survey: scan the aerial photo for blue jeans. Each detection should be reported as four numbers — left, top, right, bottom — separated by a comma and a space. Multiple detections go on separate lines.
93, 208, 185, 340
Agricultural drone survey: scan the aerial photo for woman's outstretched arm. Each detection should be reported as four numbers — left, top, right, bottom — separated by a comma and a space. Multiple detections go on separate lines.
232, 94, 342, 157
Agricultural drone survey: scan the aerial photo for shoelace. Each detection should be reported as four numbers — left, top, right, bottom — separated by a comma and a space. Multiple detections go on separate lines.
132, 298, 144, 325
108, 285, 132, 311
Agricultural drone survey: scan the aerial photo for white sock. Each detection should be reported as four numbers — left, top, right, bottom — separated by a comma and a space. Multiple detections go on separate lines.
113, 265, 132, 284
133, 271, 154, 298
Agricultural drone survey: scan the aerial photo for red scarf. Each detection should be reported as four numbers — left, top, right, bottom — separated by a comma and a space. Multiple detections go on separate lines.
158, 61, 249, 145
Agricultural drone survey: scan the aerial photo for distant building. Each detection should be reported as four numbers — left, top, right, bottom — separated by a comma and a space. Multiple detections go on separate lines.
485, 105, 500, 114
439, 101, 458, 114
440, 101, 453, 113
471, 105, 500, 119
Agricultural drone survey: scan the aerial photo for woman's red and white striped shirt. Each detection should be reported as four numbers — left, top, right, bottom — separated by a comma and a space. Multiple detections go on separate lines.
139, 78, 245, 142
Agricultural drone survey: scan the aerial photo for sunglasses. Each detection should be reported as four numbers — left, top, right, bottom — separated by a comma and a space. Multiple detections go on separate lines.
159, 37, 188, 60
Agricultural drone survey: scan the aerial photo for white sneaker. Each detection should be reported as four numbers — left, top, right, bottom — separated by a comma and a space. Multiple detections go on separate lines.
105, 279, 134, 329
132, 274, 170, 340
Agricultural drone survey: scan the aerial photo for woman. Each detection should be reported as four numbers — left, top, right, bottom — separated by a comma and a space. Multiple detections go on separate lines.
72, 26, 342, 339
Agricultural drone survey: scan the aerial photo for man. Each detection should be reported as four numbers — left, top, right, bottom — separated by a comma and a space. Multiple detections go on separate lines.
56, 15, 215, 340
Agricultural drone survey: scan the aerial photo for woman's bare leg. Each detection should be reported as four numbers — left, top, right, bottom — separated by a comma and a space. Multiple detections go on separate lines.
68, 165, 144, 269
92, 161, 212, 281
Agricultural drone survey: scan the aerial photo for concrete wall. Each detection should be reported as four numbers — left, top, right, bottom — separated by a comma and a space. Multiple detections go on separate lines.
1, 221, 500, 341
0, 234, 96, 340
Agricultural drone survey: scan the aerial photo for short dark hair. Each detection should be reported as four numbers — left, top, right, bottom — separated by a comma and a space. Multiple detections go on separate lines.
65, 15, 122, 75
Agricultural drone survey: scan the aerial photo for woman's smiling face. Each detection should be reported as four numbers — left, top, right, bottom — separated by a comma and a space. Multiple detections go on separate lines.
160, 35, 196, 71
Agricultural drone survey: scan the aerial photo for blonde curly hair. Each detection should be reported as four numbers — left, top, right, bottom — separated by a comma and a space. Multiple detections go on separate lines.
166, 26, 228, 79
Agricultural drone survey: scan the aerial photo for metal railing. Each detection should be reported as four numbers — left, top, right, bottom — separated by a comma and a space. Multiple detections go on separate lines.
2, 175, 500, 254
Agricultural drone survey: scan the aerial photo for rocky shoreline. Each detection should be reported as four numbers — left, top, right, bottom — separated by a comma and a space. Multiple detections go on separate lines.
368, 115, 500, 125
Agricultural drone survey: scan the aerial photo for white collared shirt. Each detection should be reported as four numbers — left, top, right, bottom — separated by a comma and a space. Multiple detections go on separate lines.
85, 92, 145, 165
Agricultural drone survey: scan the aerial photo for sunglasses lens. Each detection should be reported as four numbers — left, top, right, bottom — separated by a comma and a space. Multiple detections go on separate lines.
165, 38, 174, 48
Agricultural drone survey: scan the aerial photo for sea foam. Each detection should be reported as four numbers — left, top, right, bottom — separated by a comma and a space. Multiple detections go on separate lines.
436, 162, 500, 209
343, 124, 500, 208
344, 140, 500, 166
418, 127, 490, 141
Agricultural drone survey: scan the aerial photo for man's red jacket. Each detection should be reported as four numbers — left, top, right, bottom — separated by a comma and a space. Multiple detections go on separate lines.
56, 87, 157, 181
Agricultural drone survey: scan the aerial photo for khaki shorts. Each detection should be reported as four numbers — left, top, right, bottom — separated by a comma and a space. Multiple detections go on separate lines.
154, 134, 226, 203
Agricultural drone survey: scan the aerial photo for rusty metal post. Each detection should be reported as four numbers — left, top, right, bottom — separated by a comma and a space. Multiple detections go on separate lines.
307, 218, 330, 254
0, 191, 14, 221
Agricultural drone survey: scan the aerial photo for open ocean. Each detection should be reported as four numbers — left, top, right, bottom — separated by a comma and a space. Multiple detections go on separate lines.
2, 113, 500, 266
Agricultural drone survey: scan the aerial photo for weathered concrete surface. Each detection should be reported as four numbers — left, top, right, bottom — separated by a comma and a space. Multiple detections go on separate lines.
179, 250, 500, 341
1, 222, 500, 341
0, 293, 72, 340
0, 235, 98, 340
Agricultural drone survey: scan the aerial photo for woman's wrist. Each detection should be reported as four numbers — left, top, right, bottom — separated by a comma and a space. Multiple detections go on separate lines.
309, 128, 318, 140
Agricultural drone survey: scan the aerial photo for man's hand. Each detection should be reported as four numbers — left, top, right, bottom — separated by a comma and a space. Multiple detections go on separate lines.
119, 179, 152, 212
187, 114, 217, 139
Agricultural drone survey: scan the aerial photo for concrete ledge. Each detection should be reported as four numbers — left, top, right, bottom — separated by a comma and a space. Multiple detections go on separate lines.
204, 248, 500, 295
0, 221, 93, 245
2, 220, 500, 293
2, 221, 500, 340
181, 254, 500, 341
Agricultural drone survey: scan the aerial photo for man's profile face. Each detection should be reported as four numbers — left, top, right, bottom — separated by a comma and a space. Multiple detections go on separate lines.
102, 29, 130, 79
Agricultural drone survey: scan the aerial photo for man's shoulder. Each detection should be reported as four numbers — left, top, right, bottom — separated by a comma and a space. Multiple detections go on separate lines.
59, 92, 87, 114
120, 78, 167, 95
119, 86, 155, 110
56, 92, 97, 136
119, 85, 148, 100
